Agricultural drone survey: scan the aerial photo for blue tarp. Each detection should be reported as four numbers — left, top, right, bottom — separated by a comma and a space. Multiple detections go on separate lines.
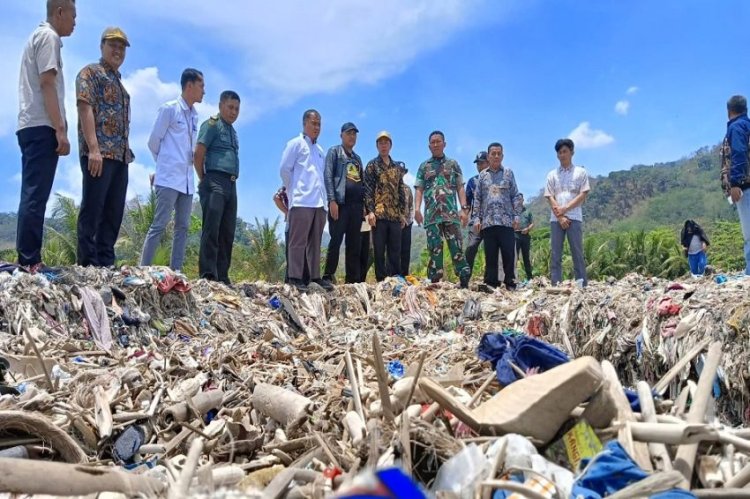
572, 441, 695, 498
476, 331, 569, 386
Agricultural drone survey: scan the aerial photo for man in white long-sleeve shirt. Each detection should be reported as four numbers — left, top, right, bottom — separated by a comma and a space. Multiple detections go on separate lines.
279, 109, 332, 292
140, 68, 204, 271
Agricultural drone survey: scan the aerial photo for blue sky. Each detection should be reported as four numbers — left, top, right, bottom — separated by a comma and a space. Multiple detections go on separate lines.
1, 0, 748, 225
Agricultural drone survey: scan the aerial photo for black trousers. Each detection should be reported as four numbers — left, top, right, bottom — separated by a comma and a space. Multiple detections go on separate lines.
516, 234, 532, 280
359, 230, 372, 282
16, 126, 59, 266
400, 223, 412, 276
465, 228, 483, 275
482, 225, 516, 288
373, 219, 401, 281
323, 203, 363, 283
77, 156, 128, 267
199, 171, 237, 284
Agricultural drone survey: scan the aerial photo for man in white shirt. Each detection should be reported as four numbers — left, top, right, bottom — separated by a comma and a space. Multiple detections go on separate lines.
544, 138, 591, 286
140, 68, 204, 271
280, 109, 332, 292
16, 0, 76, 271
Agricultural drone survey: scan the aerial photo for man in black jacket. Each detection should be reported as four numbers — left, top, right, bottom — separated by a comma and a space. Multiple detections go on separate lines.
323, 122, 364, 283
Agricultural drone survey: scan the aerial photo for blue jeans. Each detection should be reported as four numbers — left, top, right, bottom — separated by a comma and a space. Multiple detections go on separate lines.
687, 251, 707, 276
737, 187, 750, 275
140, 186, 193, 271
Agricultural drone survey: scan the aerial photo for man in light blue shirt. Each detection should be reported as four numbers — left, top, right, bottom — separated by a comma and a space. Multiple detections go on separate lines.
140, 68, 204, 271
280, 109, 332, 292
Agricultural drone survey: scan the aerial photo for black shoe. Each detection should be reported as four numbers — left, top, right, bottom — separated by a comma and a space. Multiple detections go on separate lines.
290, 278, 308, 293
459, 274, 470, 289
431, 269, 444, 284
312, 278, 334, 291
322, 275, 336, 284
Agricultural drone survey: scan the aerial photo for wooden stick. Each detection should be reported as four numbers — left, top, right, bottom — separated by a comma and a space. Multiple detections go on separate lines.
0, 458, 165, 496
403, 351, 426, 411
693, 490, 750, 498
312, 430, 340, 469
607, 471, 684, 499
600, 360, 652, 471
653, 337, 712, 395
345, 350, 365, 422
673, 341, 723, 489
371, 335, 394, 424
725, 462, 750, 488
169, 437, 204, 499
400, 411, 412, 476
637, 381, 673, 471
468, 373, 497, 409
23, 327, 54, 390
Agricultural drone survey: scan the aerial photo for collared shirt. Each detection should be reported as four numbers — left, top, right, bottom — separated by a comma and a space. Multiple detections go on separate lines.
197, 115, 239, 177
280, 133, 326, 209
148, 96, 198, 195
364, 155, 406, 222
466, 173, 481, 219
18, 22, 65, 131
415, 155, 464, 227
544, 164, 590, 222
470, 166, 522, 229
76, 58, 133, 163
403, 183, 414, 225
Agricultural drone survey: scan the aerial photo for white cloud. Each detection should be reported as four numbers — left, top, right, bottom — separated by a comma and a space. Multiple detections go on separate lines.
614, 100, 630, 115
568, 122, 614, 149
125, 0, 486, 103
626, 86, 639, 95
52, 158, 155, 207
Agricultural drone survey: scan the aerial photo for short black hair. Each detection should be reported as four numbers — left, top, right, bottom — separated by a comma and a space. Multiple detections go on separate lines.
47, 0, 74, 18
180, 68, 203, 90
220, 90, 240, 103
728, 95, 748, 115
487, 142, 503, 153
303, 109, 320, 124
429, 130, 445, 141
555, 138, 575, 152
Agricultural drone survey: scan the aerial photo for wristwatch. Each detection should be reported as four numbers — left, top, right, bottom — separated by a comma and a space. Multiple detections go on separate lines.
461, 205, 470, 210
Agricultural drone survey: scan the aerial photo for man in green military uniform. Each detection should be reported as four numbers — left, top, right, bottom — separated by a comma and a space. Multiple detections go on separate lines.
414, 130, 470, 288
194, 90, 241, 284
515, 193, 534, 281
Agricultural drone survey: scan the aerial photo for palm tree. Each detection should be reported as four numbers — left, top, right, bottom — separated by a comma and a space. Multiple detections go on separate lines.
42, 194, 79, 265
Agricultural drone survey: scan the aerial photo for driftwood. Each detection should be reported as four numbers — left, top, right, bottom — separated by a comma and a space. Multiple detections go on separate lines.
636, 380, 673, 471
601, 360, 653, 471
252, 383, 312, 433
0, 457, 165, 496
653, 338, 712, 396
674, 341, 723, 489
420, 357, 603, 443
0, 410, 87, 463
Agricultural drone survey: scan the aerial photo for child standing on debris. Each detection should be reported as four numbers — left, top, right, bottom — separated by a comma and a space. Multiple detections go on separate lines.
681, 219, 709, 277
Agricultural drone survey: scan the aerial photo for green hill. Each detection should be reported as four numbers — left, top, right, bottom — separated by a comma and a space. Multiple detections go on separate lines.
527, 145, 733, 233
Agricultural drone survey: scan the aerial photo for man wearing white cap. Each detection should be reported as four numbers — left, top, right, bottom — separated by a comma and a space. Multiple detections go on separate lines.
364, 131, 407, 281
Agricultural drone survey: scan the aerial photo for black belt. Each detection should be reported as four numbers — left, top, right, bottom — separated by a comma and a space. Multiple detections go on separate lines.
206, 170, 237, 182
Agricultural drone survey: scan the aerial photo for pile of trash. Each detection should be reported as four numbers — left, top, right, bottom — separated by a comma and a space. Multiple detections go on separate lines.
0, 265, 748, 497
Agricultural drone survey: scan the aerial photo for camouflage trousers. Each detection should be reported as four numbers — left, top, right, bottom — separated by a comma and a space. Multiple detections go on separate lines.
425, 222, 470, 282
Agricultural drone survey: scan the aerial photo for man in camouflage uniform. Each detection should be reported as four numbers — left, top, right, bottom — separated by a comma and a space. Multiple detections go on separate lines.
414, 130, 470, 288
364, 131, 407, 281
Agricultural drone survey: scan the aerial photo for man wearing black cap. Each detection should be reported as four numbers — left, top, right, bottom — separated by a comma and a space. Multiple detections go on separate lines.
465, 151, 489, 275
323, 122, 364, 284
